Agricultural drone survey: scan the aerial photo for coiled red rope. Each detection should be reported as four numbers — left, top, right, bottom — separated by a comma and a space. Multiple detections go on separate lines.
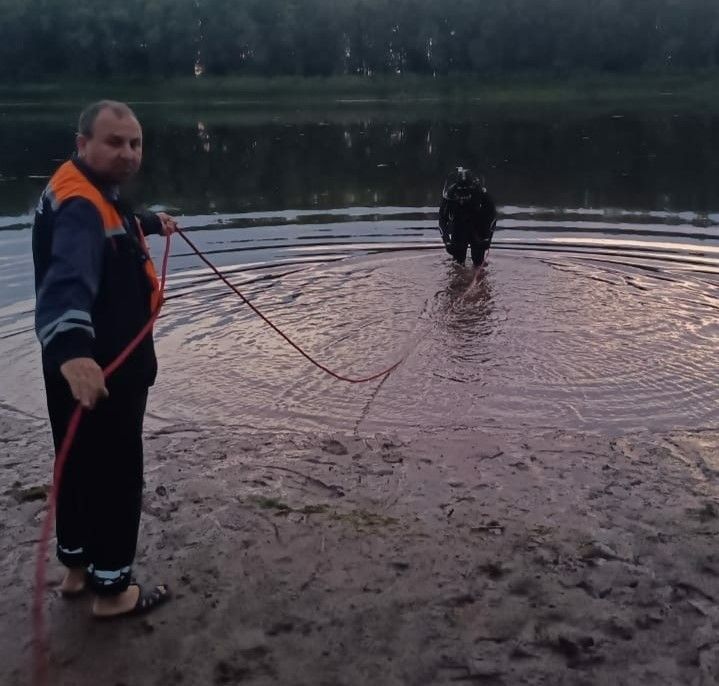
34, 227, 403, 685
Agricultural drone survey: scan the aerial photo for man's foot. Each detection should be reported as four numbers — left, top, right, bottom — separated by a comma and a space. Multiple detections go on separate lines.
60, 567, 87, 598
92, 583, 170, 619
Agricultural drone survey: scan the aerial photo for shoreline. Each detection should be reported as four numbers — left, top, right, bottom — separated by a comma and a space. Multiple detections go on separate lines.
3, 72, 719, 110
2, 410, 719, 684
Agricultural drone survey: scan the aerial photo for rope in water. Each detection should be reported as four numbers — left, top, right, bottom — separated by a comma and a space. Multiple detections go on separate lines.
176, 228, 404, 382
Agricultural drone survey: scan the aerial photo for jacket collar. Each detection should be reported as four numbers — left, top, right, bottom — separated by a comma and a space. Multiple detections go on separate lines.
70, 154, 121, 203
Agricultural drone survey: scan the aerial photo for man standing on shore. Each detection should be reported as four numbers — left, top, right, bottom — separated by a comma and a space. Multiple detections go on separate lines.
33, 100, 175, 618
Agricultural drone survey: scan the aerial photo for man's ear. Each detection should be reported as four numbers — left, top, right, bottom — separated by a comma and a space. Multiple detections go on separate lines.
76, 133, 88, 158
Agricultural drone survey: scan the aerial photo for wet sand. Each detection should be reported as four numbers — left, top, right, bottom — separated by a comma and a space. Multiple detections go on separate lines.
3, 409, 719, 685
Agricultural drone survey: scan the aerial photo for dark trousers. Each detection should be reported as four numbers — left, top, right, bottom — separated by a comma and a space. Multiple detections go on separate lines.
44, 373, 147, 596
446, 224, 493, 267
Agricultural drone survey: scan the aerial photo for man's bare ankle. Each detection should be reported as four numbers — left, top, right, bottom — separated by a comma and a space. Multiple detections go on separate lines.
93, 585, 140, 615
60, 567, 87, 593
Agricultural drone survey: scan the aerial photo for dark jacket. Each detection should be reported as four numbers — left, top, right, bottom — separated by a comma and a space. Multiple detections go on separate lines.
33, 157, 163, 390
439, 185, 496, 247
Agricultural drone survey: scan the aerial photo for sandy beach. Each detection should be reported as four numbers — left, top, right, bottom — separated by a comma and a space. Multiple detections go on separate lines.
3, 407, 719, 686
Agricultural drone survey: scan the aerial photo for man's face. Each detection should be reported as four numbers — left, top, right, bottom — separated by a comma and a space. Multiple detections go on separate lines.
76, 108, 142, 184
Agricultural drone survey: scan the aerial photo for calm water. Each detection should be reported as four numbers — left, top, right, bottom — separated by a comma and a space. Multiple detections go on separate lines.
2, 100, 719, 435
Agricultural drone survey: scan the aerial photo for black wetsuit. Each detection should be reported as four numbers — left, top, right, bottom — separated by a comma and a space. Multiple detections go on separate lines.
439, 187, 496, 267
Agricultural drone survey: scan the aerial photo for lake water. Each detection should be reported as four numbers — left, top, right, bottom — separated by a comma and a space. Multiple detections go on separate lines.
2, 100, 719, 435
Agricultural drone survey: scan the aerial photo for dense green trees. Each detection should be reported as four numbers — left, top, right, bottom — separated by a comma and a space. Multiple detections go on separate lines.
1, 0, 718, 82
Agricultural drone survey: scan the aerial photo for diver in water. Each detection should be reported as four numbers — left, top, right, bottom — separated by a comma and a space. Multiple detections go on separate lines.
438, 167, 497, 268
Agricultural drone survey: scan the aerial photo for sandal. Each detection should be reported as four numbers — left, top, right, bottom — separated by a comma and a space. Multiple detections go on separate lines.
93, 583, 170, 620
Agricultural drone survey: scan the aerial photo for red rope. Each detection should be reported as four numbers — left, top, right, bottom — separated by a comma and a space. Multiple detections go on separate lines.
34, 228, 404, 685
176, 228, 404, 383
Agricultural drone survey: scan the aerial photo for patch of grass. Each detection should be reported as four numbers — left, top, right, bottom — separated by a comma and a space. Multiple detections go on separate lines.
252, 496, 292, 512
331, 509, 398, 531
300, 504, 330, 515
249, 498, 395, 530
250, 496, 329, 516
10, 484, 50, 503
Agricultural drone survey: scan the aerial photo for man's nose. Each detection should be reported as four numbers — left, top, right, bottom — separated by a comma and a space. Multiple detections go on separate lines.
119, 144, 136, 160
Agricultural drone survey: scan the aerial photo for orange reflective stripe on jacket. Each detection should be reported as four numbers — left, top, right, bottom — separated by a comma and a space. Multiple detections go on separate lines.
48, 161, 160, 311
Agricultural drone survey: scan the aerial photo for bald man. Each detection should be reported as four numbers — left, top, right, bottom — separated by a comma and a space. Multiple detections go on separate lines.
33, 100, 176, 619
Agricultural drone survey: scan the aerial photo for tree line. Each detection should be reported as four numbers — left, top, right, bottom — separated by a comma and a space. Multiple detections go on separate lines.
2, 0, 718, 82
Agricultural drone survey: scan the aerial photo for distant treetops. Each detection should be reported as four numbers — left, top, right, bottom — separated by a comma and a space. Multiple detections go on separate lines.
1, 0, 717, 81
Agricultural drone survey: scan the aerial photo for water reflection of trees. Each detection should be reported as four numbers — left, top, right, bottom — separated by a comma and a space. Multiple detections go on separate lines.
3, 109, 719, 215
136, 111, 719, 214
